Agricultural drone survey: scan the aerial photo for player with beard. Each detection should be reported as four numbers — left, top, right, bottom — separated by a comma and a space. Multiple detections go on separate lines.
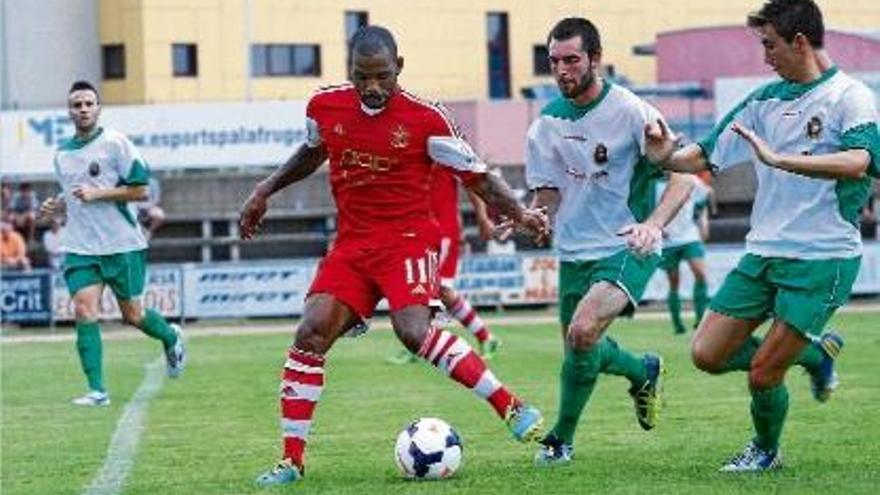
524, 17, 695, 466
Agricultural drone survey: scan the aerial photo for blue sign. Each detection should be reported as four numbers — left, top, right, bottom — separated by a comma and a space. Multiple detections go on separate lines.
1, 271, 53, 324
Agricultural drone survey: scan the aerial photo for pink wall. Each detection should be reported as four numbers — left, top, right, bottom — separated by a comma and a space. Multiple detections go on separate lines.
445, 100, 544, 165
657, 27, 880, 88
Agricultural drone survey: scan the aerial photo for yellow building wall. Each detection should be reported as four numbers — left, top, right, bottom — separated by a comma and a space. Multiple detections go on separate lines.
100, 0, 880, 104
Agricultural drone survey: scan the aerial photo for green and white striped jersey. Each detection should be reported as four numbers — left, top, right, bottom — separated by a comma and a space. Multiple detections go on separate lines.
700, 67, 880, 259
526, 82, 665, 261
54, 127, 150, 255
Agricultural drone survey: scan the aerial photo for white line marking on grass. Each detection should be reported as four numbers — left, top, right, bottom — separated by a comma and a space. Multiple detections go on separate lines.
82, 357, 165, 495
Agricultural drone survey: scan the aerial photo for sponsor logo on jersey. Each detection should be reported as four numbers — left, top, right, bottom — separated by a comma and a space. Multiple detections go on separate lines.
411, 284, 427, 295
88, 161, 101, 176
391, 124, 410, 149
594, 143, 608, 164
341, 149, 397, 172
806, 116, 822, 140
781, 110, 802, 118
563, 134, 588, 142
333, 123, 345, 136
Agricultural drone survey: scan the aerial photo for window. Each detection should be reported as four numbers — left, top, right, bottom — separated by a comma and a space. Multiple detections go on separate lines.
250, 44, 321, 77
486, 13, 511, 99
345, 11, 368, 43
533, 45, 551, 75
172, 43, 198, 77
102, 44, 126, 80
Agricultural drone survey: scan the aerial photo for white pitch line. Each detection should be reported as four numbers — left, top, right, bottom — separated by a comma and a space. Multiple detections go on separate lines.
81, 357, 166, 495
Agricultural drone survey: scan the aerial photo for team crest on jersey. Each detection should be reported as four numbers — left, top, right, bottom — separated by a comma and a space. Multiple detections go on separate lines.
806, 116, 822, 140
390, 124, 410, 149
593, 143, 608, 165
333, 123, 345, 136
88, 161, 101, 177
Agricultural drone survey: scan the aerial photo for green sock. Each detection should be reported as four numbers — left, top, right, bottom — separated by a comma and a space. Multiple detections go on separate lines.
750, 384, 789, 452
717, 336, 762, 372
140, 309, 177, 349
76, 321, 104, 392
794, 340, 824, 371
598, 336, 647, 386
693, 280, 709, 325
551, 347, 600, 445
667, 292, 686, 333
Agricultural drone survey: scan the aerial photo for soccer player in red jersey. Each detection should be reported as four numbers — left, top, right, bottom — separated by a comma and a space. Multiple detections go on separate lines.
387, 167, 502, 364
240, 25, 549, 487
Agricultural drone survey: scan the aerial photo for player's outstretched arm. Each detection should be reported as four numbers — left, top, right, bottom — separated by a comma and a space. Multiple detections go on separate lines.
70, 184, 147, 202
646, 172, 694, 230
464, 188, 494, 241
239, 143, 328, 240
644, 119, 710, 173
466, 172, 549, 244
618, 173, 694, 256
731, 122, 870, 179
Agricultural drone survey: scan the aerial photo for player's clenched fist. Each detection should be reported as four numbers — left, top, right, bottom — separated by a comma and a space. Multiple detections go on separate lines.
39, 195, 65, 221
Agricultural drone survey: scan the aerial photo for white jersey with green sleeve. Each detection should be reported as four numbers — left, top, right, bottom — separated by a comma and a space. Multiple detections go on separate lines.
699, 67, 880, 260
656, 175, 709, 247
526, 82, 666, 261
54, 127, 150, 255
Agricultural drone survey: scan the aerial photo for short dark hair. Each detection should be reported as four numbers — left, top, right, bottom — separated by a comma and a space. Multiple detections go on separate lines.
747, 0, 824, 48
69, 80, 100, 101
349, 25, 398, 59
547, 17, 601, 57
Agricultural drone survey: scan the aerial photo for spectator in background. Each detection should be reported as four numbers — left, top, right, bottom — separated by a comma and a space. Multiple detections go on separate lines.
10, 182, 39, 242
1, 221, 32, 271
860, 192, 876, 239
135, 177, 166, 238
42, 217, 65, 270
1, 183, 12, 223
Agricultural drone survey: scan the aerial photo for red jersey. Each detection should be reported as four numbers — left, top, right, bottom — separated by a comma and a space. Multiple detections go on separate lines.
306, 84, 477, 247
431, 167, 460, 236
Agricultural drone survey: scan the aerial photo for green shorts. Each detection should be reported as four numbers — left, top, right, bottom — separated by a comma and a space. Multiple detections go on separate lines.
709, 253, 860, 337
63, 250, 148, 300
658, 241, 705, 271
559, 249, 660, 327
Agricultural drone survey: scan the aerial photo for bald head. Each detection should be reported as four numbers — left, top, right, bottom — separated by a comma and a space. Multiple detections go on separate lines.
349, 25, 398, 60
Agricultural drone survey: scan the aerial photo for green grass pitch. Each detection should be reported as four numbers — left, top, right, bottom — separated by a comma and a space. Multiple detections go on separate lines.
3, 311, 879, 494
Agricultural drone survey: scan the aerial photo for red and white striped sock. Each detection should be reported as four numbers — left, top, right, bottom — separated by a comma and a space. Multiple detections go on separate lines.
417, 327, 519, 418
448, 295, 491, 343
279, 346, 325, 471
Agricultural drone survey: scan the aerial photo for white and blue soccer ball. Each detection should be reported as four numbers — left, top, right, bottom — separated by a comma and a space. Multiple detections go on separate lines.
394, 417, 463, 480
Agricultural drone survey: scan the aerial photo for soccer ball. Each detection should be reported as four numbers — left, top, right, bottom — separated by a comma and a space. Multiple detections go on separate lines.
394, 417, 463, 480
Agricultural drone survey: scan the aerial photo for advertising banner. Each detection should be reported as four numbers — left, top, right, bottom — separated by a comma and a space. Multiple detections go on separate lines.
1, 270, 53, 324
1, 101, 307, 177
52, 266, 183, 321
454, 255, 526, 305
182, 261, 315, 318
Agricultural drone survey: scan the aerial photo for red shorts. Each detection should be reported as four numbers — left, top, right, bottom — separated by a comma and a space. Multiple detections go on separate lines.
308, 240, 439, 320
437, 233, 460, 287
